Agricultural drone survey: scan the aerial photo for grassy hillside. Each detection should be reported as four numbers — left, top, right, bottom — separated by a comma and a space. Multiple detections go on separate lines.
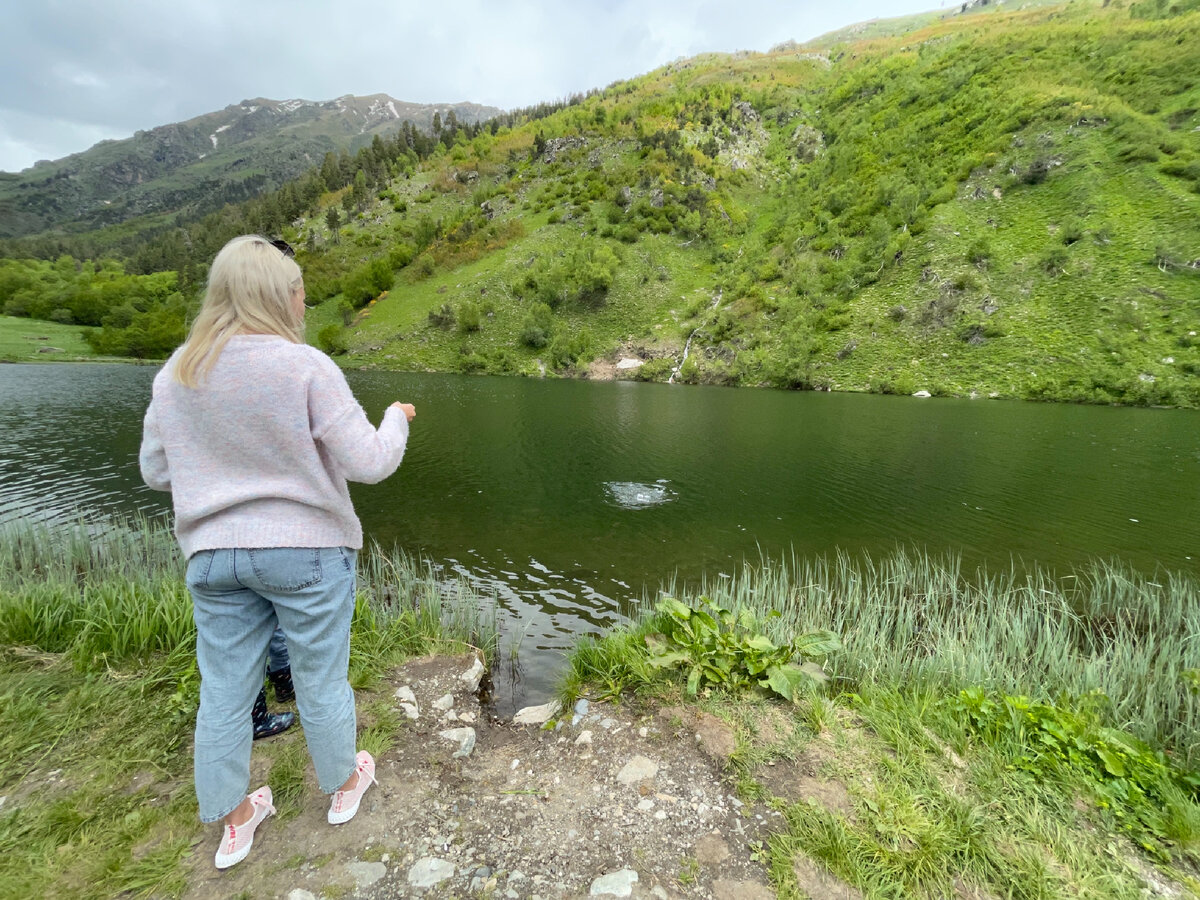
281, 0, 1198, 406
1, 0, 1197, 406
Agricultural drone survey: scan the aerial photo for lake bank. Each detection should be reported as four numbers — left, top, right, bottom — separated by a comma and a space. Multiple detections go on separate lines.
4, 311, 1200, 411
0, 520, 1196, 897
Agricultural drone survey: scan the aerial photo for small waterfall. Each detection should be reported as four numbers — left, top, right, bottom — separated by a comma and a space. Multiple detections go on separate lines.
669, 290, 721, 384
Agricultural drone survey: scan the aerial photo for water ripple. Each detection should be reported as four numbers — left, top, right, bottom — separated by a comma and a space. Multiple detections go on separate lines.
603, 480, 676, 509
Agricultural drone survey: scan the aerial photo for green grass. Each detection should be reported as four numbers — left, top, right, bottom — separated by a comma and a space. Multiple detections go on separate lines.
0, 517, 496, 899
561, 552, 1200, 895
0, 315, 97, 362
721, 551, 1200, 766
2, 519, 1197, 896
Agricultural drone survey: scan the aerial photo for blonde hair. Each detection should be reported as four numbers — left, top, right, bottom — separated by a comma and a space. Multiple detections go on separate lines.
173, 235, 305, 387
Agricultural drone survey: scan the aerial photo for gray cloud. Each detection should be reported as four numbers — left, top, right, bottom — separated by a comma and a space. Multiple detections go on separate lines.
0, 0, 940, 172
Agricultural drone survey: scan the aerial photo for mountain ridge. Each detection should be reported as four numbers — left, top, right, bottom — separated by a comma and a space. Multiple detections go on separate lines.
0, 93, 501, 238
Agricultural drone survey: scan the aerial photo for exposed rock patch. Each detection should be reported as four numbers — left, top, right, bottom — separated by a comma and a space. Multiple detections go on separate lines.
181, 654, 783, 900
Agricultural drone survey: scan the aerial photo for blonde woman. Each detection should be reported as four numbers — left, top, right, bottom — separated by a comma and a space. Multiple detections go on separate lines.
139, 235, 415, 869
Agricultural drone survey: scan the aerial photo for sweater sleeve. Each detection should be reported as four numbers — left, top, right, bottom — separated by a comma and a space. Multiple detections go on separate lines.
309, 356, 410, 484
139, 399, 172, 492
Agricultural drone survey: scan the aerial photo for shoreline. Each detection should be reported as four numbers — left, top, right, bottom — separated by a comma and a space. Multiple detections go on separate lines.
2, 351, 1197, 410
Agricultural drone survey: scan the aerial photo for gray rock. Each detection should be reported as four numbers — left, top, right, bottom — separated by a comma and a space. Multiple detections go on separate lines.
542, 136, 587, 163
395, 686, 419, 720
575, 730, 593, 746
513, 700, 559, 725
790, 124, 826, 162
395, 685, 417, 704
616, 756, 658, 786
912, 390, 932, 398
345, 861, 387, 889
572, 698, 590, 726
589, 868, 639, 897
461, 658, 485, 693
287, 891, 318, 900
439, 727, 477, 759
432, 693, 454, 711
408, 857, 456, 887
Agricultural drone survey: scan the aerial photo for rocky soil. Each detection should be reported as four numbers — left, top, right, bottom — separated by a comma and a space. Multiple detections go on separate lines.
181, 654, 794, 900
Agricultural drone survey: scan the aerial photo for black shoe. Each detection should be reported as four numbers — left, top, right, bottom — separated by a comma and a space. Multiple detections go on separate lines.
268, 666, 295, 703
252, 687, 295, 740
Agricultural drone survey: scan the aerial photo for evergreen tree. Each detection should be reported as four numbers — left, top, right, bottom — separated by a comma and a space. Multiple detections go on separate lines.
320, 152, 340, 190
352, 170, 368, 211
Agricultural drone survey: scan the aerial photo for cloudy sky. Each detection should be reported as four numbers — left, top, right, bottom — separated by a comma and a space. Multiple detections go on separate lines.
1, 0, 948, 173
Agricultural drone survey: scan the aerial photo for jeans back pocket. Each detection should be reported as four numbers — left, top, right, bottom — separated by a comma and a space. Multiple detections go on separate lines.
185, 549, 216, 590
246, 547, 323, 591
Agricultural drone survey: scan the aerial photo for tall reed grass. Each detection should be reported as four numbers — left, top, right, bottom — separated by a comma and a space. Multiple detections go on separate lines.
679, 549, 1199, 766
0, 518, 497, 673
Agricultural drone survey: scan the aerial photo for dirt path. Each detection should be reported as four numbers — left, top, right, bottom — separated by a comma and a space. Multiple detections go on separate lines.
182, 654, 784, 900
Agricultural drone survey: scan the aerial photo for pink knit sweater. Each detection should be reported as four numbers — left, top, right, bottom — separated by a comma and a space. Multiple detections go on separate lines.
139, 334, 409, 558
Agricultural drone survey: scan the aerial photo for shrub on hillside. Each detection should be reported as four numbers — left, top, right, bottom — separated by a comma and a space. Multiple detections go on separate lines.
428, 303, 456, 330
342, 257, 393, 309
967, 238, 992, 268
512, 245, 620, 310
548, 328, 594, 370
456, 301, 481, 334
317, 325, 346, 355
519, 302, 555, 348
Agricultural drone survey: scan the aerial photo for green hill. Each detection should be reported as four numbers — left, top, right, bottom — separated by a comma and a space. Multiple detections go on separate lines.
2, 0, 1198, 406
301, 1, 1199, 405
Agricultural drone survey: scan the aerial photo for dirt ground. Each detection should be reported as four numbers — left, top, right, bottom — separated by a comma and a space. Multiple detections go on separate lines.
181, 653, 798, 900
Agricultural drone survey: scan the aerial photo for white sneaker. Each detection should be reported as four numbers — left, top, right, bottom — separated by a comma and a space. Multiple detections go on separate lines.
214, 786, 275, 869
327, 751, 377, 825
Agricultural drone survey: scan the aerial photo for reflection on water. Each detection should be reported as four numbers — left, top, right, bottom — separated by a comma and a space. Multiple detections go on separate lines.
2, 364, 1198, 714
0, 364, 167, 527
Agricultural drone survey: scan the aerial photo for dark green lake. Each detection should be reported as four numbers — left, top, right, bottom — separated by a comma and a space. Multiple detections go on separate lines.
2, 363, 1197, 711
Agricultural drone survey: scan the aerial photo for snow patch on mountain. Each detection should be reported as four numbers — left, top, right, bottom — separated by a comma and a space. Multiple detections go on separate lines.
209, 124, 232, 148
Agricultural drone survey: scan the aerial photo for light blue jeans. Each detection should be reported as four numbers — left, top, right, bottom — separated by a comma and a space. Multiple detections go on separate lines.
187, 546, 358, 823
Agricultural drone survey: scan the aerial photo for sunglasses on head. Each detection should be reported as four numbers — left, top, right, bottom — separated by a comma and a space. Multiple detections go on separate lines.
267, 238, 295, 258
